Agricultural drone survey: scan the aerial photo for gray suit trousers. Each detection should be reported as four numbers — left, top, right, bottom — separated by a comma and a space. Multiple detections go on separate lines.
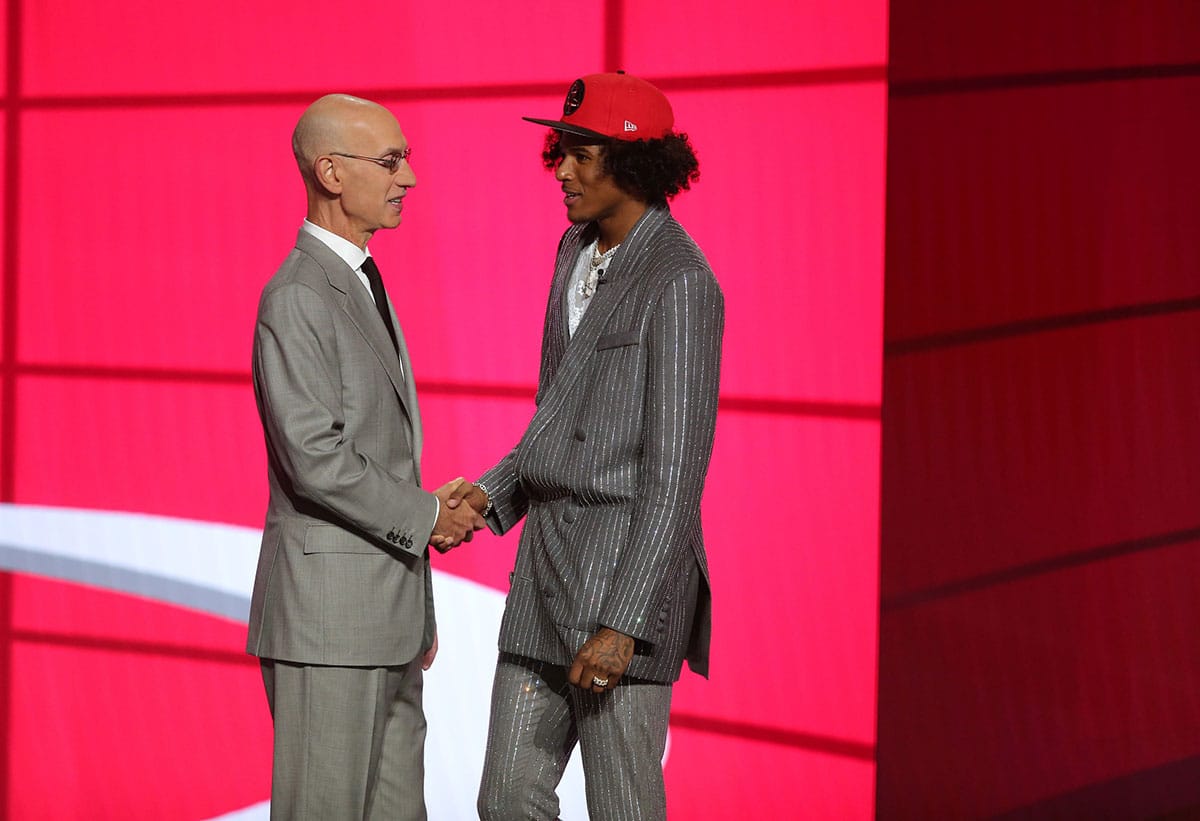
262, 658, 426, 820
477, 654, 672, 821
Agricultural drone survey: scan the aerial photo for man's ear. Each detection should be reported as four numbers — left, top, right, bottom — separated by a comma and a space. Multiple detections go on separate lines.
314, 156, 343, 196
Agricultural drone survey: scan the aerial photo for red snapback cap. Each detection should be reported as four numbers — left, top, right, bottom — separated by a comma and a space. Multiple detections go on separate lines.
523, 72, 674, 142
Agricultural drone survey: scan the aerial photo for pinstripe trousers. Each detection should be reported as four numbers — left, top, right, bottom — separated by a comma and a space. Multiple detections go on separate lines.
477, 653, 672, 821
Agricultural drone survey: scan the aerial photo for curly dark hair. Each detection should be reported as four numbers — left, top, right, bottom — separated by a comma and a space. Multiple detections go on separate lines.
541, 130, 700, 207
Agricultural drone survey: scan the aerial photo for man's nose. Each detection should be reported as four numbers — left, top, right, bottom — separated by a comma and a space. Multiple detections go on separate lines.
395, 160, 417, 187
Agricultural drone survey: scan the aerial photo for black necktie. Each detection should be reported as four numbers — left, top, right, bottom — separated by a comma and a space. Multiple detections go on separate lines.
361, 256, 399, 355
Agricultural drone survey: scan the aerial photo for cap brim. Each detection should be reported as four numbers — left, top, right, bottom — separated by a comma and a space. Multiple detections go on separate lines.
521, 116, 611, 141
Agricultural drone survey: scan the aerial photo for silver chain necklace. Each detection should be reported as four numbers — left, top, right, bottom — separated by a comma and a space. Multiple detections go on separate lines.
581, 243, 619, 299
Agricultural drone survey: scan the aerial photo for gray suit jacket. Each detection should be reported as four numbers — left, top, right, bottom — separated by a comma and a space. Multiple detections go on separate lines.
246, 230, 437, 668
480, 206, 724, 682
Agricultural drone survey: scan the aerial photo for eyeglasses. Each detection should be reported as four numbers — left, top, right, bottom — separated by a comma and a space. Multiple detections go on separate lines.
330, 146, 412, 173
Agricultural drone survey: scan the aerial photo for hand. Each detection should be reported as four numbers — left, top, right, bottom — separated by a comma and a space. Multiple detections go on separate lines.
421, 631, 438, 671
430, 477, 485, 551
445, 481, 490, 515
568, 627, 635, 694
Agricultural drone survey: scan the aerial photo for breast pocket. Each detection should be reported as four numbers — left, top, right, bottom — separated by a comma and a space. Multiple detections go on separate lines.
596, 330, 640, 350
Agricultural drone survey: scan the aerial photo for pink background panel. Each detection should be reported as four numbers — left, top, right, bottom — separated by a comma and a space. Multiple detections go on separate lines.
23, 0, 601, 97
388, 82, 890, 403
19, 106, 302, 372
664, 725, 875, 819
7, 575, 269, 821
669, 83, 887, 405
625, 0, 887, 75
418, 392, 540, 592
13, 376, 265, 527
421, 391, 881, 745
368, 93, 581, 387
1, 110, 6, 348
881, 312, 1200, 599
13, 566, 242, 651
4, 1, 886, 815
676, 413, 879, 741
886, 77, 1200, 341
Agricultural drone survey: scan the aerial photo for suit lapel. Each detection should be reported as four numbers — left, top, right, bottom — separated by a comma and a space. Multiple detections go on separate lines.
390, 311, 423, 479
295, 232, 414, 429
528, 207, 669, 435
536, 223, 586, 400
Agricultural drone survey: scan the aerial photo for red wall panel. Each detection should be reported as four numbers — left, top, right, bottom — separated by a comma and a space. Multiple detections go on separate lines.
23, 0, 602, 96
14, 377, 264, 527
889, 0, 1200, 83
887, 78, 1200, 342
625, 0, 886, 75
882, 314, 1200, 598
880, 3, 1200, 817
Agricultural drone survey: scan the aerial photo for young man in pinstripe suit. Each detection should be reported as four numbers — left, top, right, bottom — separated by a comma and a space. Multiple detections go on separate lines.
448, 73, 724, 820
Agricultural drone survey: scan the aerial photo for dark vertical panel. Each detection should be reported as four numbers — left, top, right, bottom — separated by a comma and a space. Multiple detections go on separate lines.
889, 0, 1200, 82
1, 0, 19, 812
2, 0, 19, 502
880, 2, 1200, 818
604, 0, 624, 71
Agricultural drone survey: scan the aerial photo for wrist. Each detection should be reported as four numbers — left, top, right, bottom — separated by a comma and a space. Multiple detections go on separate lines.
472, 481, 494, 517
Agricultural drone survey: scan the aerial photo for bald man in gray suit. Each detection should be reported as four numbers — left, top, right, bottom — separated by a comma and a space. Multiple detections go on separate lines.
450, 73, 724, 821
247, 94, 482, 820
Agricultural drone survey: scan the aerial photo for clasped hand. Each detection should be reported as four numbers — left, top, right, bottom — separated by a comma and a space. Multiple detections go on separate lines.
429, 477, 487, 551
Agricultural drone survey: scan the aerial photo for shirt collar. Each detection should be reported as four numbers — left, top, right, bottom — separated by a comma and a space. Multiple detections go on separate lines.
301, 220, 371, 271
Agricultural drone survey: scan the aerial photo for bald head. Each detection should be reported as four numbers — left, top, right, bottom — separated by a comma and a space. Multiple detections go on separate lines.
292, 94, 392, 189
290, 94, 416, 247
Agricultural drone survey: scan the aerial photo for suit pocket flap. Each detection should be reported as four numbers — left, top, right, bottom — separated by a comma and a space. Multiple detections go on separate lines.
303, 525, 383, 555
596, 330, 640, 350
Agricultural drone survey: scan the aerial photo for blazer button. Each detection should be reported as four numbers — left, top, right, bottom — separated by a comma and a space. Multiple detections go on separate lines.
562, 509, 576, 524
574, 428, 586, 442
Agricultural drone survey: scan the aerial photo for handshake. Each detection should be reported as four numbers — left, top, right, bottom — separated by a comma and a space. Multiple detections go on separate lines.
428, 477, 491, 552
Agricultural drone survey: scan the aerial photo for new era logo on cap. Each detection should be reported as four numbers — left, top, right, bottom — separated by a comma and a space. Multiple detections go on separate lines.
521, 72, 675, 142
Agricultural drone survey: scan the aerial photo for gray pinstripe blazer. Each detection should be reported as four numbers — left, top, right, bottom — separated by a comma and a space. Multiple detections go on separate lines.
480, 206, 724, 682
246, 230, 437, 667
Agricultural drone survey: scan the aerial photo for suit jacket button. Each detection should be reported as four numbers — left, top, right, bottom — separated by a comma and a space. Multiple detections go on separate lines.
562, 510, 576, 524
574, 428, 586, 441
